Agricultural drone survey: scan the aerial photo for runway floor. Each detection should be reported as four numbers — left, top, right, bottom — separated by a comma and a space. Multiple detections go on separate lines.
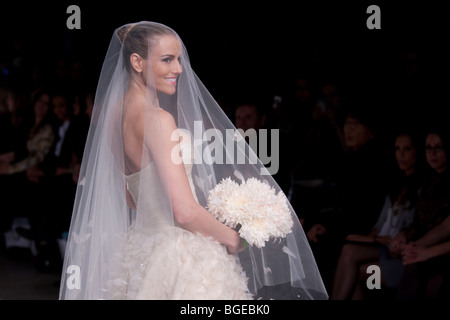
0, 248, 60, 300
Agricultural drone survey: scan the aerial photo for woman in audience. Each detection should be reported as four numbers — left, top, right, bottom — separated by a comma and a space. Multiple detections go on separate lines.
396, 124, 450, 299
330, 129, 424, 299
0, 88, 55, 232
305, 104, 390, 292
0, 88, 55, 177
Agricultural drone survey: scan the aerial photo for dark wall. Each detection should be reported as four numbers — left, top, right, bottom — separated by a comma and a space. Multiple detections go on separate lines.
2, 1, 448, 112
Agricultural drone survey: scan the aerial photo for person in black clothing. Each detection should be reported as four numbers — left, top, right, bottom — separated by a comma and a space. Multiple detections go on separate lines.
19, 91, 83, 272
233, 93, 292, 194
0, 88, 55, 234
304, 103, 391, 293
0, 85, 28, 232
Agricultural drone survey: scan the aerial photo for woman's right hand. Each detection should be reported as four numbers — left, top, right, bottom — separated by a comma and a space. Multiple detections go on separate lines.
389, 231, 406, 257
26, 165, 44, 183
307, 224, 327, 243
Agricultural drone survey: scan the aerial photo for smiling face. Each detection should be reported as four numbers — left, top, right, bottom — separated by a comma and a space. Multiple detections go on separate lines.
148, 35, 182, 95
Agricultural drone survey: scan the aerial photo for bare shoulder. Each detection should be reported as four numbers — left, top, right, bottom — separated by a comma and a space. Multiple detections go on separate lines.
156, 108, 181, 142
157, 108, 177, 129
123, 95, 178, 141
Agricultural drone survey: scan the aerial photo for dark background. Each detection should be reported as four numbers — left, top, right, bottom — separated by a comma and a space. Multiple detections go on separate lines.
1, 0, 449, 124
0, 1, 448, 302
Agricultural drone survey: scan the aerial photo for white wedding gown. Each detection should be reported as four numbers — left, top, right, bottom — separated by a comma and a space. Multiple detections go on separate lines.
108, 147, 252, 300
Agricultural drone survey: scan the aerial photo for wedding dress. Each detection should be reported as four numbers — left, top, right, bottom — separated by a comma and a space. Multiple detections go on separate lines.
109, 139, 252, 300
59, 21, 328, 300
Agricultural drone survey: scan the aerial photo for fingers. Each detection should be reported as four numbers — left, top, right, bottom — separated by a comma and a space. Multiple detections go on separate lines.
401, 242, 418, 265
307, 230, 318, 243
307, 233, 317, 243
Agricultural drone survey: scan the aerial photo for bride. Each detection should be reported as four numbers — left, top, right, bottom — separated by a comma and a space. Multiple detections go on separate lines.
59, 21, 327, 300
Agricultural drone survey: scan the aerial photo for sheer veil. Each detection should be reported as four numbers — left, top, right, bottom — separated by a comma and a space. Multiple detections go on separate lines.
59, 21, 328, 300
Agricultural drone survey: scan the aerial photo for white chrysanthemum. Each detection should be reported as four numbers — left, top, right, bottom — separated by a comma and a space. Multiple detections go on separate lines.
206, 177, 293, 248
207, 177, 241, 228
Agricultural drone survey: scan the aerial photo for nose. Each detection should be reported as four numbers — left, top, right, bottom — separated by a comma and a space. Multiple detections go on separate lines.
173, 60, 182, 74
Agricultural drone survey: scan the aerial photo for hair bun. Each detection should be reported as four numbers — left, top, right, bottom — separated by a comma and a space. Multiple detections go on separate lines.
118, 24, 135, 43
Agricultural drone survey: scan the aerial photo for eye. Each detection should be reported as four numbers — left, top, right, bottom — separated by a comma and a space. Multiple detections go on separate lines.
162, 58, 172, 63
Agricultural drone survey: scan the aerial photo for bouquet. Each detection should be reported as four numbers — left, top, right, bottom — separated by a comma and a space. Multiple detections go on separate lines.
206, 177, 293, 248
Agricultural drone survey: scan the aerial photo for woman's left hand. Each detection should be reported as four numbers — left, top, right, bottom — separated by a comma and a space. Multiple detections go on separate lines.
401, 242, 431, 265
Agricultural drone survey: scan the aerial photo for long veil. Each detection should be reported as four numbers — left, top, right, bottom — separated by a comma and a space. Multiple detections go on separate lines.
59, 21, 328, 300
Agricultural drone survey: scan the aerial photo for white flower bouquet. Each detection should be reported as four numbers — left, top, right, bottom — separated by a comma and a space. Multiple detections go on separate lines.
206, 177, 293, 248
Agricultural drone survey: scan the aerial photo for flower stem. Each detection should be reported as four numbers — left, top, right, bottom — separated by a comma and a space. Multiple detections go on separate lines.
241, 238, 250, 249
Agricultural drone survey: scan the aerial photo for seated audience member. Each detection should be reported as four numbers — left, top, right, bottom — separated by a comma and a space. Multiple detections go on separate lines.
395, 124, 450, 299
331, 129, 424, 299
0, 85, 28, 232
287, 81, 347, 224
0, 85, 27, 158
233, 94, 292, 194
20, 91, 82, 271
0, 88, 54, 233
304, 103, 390, 292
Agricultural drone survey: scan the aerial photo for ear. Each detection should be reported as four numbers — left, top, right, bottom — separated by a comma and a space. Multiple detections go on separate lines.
130, 53, 143, 73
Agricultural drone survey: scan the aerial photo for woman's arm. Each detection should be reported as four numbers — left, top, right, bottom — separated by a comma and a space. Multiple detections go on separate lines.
402, 216, 450, 264
402, 240, 450, 265
127, 106, 241, 254
160, 111, 241, 253
345, 229, 377, 243
416, 215, 450, 247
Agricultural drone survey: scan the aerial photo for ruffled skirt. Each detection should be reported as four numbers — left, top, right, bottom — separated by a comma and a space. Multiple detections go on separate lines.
108, 226, 252, 300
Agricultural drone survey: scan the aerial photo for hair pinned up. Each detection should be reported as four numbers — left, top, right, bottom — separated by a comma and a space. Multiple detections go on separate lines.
117, 23, 136, 43
117, 22, 177, 73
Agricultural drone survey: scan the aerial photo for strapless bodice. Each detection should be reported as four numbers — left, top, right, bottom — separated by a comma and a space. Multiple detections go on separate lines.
125, 131, 198, 217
